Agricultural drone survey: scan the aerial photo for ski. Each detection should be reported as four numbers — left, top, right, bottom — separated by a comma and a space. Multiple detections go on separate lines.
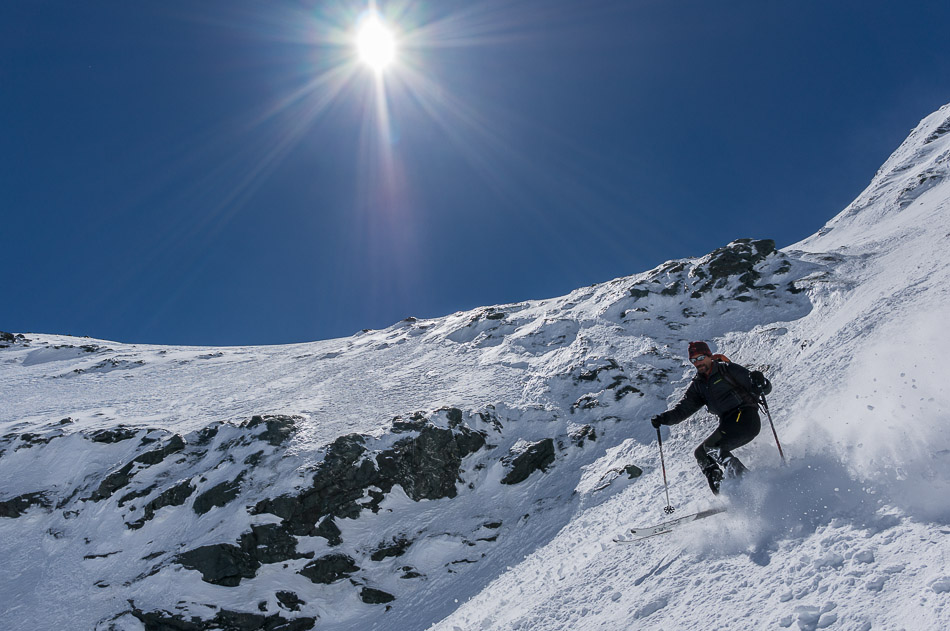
613, 506, 727, 543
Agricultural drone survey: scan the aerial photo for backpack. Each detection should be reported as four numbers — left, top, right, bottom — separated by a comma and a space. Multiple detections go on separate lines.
713, 354, 772, 400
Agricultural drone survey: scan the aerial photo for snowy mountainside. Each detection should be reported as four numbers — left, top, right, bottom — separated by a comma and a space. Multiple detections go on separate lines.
2, 104, 950, 631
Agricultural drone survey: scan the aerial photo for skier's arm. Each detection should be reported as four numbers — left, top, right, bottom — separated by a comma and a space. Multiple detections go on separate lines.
654, 382, 704, 426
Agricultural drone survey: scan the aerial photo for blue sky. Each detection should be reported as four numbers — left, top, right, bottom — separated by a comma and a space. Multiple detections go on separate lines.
3, 0, 949, 346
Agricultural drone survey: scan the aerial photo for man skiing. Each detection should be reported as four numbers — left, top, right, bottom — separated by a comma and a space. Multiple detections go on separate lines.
651, 341, 771, 494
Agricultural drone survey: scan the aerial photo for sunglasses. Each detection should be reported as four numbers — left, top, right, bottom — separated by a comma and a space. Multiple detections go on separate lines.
689, 355, 708, 363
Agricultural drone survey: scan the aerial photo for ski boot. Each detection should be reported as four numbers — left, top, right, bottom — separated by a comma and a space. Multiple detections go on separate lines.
702, 463, 723, 495
721, 454, 748, 480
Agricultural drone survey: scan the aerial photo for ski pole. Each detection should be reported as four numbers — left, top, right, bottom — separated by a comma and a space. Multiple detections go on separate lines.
656, 427, 675, 514
759, 395, 787, 464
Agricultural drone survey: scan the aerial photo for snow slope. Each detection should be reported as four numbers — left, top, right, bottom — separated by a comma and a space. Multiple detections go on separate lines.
1, 104, 949, 631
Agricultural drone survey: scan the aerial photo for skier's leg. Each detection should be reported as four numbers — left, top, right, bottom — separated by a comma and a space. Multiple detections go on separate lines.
717, 407, 761, 478
694, 432, 725, 494
721, 453, 748, 478
694, 433, 724, 468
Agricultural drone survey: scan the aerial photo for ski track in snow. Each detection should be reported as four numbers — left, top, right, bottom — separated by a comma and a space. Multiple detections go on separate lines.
2, 104, 950, 631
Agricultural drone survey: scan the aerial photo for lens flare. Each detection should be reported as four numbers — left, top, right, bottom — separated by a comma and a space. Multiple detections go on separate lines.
357, 14, 396, 72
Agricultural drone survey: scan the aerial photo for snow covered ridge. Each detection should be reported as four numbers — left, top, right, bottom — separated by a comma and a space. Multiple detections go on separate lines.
0, 238, 815, 630
799, 102, 950, 252
3, 103, 950, 631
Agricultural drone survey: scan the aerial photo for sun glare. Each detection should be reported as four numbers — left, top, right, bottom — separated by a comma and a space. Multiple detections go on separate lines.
357, 14, 396, 73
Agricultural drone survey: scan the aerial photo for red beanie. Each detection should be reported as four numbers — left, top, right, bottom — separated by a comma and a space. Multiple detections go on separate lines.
688, 341, 712, 358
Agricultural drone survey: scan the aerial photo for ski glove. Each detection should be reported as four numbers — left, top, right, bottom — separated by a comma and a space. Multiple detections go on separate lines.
750, 371, 772, 396
650, 414, 666, 429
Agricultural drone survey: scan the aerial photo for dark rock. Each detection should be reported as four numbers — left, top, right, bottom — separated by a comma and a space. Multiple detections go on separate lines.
578, 359, 620, 382
501, 439, 556, 485
128, 480, 196, 529
704, 239, 776, 291
254, 434, 375, 533
605, 375, 626, 390
623, 464, 643, 479
925, 116, 950, 143
454, 426, 488, 459
276, 591, 305, 612
92, 462, 137, 502
90, 435, 186, 502
0, 492, 51, 518
136, 435, 186, 466
660, 281, 682, 296
628, 286, 650, 299
218, 609, 316, 631
118, 483, 157, 508
399, 566, 423, 579
131, 607, 316, 631
299, 553, 359, 584
376, 425, 485, 501
243, 415, 298, 447
568, 425, 596, 448
16, 432, 55, 449
571, 394, 599, 412
176, 543, 260, 586
86, 427, 131, 443
313, 516, 342, 546
193, 476, 243, 515
443, 407, 464, 428
132, 608, 205, 631
391, 416, 427, 433
370, 536, 412, 561
150, 480, 195, 513
614, 385, 642, 400
174, 524, 308, 586
476, 410, 505, 433
194, 425, 220, 446
0, 332, 15, 344
240, 523, 311, 565
256, 419, 486, 539
359, 587, 396, 605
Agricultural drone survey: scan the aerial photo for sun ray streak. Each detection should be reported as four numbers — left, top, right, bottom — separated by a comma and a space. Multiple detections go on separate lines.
392, 58, 642, 266
254, 62, 359, 126
95, 60, 365, 314
96, 0, 641, 326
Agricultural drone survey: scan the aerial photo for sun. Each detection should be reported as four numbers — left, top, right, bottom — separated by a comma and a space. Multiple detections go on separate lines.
357, 14, 396, 73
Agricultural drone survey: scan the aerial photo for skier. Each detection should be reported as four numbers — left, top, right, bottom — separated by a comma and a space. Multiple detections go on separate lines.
650, 341, 771, 494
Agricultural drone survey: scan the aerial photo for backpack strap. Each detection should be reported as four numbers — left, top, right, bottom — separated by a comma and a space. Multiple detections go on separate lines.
717, 363, 759, 407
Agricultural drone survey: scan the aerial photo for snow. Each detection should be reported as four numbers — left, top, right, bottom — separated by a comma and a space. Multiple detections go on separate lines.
2, 104, 950, 630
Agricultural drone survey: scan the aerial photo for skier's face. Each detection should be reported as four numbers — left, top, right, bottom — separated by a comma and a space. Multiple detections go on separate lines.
691, 354, 713, 376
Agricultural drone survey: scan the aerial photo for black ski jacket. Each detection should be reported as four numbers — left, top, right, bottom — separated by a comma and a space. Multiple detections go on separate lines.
655, 361, 759, 426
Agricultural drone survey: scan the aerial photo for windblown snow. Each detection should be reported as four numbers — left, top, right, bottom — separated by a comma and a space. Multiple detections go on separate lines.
2, 104, 949, 631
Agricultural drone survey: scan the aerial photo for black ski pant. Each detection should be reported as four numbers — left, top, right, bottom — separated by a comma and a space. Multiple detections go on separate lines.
694, 405, 761, 475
